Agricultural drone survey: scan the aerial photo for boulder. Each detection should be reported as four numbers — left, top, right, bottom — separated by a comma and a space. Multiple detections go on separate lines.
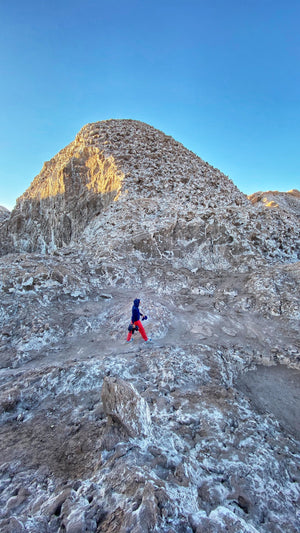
101, 376, 152, 438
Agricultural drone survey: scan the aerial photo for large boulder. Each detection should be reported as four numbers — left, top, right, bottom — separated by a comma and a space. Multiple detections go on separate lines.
101, 376, 152, 438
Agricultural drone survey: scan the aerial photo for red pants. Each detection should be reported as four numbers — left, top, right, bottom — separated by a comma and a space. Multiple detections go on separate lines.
127, 320, 148, 341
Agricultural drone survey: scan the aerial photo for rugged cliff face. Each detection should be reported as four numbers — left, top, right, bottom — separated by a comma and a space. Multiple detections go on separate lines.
0, 120, 299, 533
4, 122, 126, 252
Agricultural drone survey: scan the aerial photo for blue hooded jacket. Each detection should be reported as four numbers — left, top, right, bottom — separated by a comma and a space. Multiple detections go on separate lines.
131, 299, 141, 323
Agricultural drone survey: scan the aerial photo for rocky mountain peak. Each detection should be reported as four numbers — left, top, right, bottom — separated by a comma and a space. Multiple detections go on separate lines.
1, 120, 299, 275
2, 119, 247, 255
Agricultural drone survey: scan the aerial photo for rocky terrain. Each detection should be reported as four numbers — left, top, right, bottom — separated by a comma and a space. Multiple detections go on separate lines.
0, 206, 10, 223
249, 188, 300, 213
0, 120, 299, 532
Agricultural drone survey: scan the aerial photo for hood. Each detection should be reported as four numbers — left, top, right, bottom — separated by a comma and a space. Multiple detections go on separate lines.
133, 299, 140, 307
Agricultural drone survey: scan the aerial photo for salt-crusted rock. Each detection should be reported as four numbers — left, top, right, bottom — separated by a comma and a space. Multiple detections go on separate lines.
1, 120, 299, 271
248, 188, 300, 214
0, 119, 299, 533
101, 376, 152, 438
0, 206, 10, 223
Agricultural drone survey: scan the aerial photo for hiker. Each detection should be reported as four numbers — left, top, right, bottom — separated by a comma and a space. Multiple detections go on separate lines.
127, 298, 151, 342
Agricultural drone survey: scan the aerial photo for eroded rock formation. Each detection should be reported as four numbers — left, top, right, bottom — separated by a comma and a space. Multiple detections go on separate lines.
2, 120, 299, 270
0, 206, 10, 223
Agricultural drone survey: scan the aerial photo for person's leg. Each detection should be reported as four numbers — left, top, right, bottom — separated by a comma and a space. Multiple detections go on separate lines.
127, 328, 133, 341
135, 320, 148, 341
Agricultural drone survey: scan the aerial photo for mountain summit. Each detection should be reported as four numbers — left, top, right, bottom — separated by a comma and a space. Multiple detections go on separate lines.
1, 120, 299, 276
4, 119, 246, 252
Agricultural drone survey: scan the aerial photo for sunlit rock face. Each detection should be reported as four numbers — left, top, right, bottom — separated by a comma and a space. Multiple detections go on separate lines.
3, 122, 126, 253
248, 188, 300, 212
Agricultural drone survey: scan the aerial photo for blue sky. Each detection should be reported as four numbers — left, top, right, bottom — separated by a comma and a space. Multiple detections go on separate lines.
0, 0, 299, 210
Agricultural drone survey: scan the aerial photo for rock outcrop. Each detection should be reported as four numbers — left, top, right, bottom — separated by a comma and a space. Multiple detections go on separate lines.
0, 206, 10, 223
0, 207, 11, 256
248, 188, 300, 213
2, 123, 126, 253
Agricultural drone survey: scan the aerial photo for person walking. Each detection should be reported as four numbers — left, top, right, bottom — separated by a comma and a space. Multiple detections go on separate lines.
127, 298, 151, 342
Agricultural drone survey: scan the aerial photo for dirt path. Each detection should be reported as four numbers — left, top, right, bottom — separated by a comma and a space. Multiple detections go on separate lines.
1, 286, 299, 447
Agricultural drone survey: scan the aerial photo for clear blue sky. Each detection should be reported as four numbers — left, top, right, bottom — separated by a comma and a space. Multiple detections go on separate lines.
0, 0, 299, 210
